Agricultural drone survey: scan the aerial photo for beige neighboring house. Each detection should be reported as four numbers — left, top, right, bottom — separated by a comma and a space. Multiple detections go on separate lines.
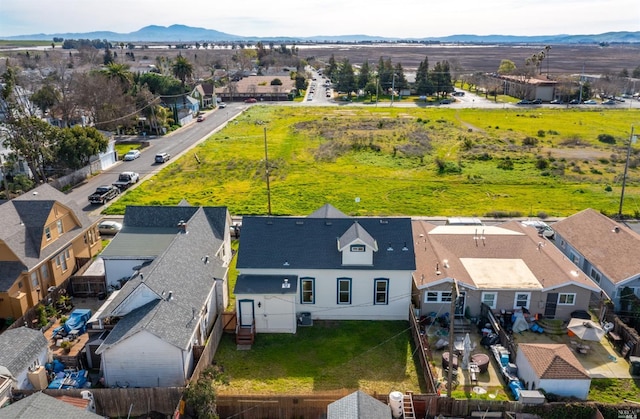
412, 220, 601, 320
493, 74, 557, 101
216, 75, 295, 102
552, 208, 640, 311
0, 184, 102, 319
516, 343, 591, 399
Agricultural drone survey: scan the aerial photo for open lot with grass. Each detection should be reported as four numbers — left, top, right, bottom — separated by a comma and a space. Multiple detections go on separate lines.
213, 320, 422, 395
106, 106, 638, 217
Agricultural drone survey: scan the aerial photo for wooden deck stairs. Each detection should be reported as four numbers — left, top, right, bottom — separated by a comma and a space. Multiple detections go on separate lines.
402, 391, 416, 419
235, 320, 255, 347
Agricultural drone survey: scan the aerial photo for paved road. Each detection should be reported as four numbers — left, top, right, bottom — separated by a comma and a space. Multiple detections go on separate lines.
70, 103, 247, 218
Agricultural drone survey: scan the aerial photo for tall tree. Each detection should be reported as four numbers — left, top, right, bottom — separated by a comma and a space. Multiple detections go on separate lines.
415, 56, 433, 96
377, 57, 394, 93
336, 58, 356, 98
357, 60, 371, 90
102, 62, 133, 91
2, 116, 59, 183
172, 55, 194, 87
56, 125, 109, 170
326, 54, 338, 81
393, 62, 408, 91
497, 59, 517, 75
31, 84, 60, 115
430, 61, 453, 98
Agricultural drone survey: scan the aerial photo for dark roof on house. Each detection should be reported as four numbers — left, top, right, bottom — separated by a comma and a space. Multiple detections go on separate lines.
234, 274, 299, 294
97, 207, 229, 353
519, 343, 589, 380
307, 204, 349, 219
0, 261, 27, 292
0, 184, 94, 273
552, 208, 640, 284
0, 391, 103, 419
236, 216, 415, 271
327, 390, 391, 419
0, 327, 48, 377
100, 205, 228, 259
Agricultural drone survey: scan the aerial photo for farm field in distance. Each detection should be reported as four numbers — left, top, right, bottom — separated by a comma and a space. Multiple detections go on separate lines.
106, 106, 639, 218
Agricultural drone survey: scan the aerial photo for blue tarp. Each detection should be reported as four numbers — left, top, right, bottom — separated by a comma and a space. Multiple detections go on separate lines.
63, 309, 92, 334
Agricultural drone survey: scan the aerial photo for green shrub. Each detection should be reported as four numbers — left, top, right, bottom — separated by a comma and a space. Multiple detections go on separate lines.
497, 157, 514, 170
597, 134, 616, 144
604, 185, 613, 192
536, 158, 549, 170
537, 130, 546, 137
523, 136, 539, 146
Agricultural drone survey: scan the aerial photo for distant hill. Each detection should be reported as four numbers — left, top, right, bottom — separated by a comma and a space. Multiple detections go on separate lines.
3, 24, 640, 44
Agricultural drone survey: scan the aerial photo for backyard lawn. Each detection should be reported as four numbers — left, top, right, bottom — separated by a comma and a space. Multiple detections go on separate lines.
213, 320, 423, 395
105, 106, 639, 217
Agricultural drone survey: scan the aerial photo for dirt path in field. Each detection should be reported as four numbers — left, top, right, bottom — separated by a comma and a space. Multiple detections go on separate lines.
454, 112, 485, 133
541, 147, 612, 160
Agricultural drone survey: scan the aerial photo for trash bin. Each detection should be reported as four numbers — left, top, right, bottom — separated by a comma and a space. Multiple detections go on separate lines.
629, 356, 640, 376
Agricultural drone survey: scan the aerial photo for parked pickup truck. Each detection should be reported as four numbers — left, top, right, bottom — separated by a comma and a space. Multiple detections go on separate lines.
112, 171, 139, 190
88, 185, 120, 205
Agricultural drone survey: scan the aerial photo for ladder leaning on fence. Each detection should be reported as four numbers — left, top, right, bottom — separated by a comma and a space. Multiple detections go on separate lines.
403, 391, 416, 419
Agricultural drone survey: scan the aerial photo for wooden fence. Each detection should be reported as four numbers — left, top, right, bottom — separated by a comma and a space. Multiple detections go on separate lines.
481, 303, 517, 362
604, 310, 640, 358
408, 305, 438, 395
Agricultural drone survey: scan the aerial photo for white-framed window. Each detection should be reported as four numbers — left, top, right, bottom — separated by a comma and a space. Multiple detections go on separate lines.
374, 278, 389, 305
45, 227, 51, 241
30, 272, 38, 288
337, 278, 351, 304
481, 292, 498, 309
424, 291, 452, 303
558, 293, 576, 305
56, 219, 63, 234
301, 277, 315, 304
350, 244, 365, 252
514, 292, 531, 309
590, 268, 601, 284
570, 252, 580, 264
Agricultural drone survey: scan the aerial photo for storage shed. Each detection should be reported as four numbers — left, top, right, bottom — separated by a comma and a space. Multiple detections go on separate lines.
516, 343, 591, 399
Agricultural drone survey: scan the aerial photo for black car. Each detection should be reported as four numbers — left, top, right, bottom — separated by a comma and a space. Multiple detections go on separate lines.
531, 99, 542, 104
569, 99, 580, 104
517, 100, 532, 105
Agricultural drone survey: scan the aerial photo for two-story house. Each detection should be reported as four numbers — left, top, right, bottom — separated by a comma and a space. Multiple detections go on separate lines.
90, 205, 232, 387
0, 184, 101, 320
234, 204, 416, 335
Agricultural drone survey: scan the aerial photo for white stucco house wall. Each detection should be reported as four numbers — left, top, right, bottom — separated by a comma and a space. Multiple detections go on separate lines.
234, 204, 416, 334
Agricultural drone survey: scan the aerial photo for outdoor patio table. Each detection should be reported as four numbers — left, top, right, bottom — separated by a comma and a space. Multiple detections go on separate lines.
442, 352, 459, 370
471, 353, 490, 373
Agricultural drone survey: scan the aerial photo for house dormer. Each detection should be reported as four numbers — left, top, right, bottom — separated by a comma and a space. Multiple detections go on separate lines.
337, 221, 378, 266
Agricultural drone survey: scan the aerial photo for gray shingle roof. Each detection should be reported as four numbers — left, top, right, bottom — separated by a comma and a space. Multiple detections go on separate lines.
234, 274, 299, 294
97, 207, 229, 352
307, 204, 349, 219
0, 184, 94, 272
236, 216, 415, 271
0, 327, 48, 377
327, 390, 391, 419
338, 221, 378, 251
0, 261, 27, 292
0, 391, 104, 418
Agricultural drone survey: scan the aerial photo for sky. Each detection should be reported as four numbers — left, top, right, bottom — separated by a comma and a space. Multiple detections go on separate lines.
0, 0, 638, 39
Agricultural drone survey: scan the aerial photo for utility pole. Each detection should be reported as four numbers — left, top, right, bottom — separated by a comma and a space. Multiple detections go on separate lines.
618, 125, 636, 219
264, 127, 272, 216
390, 73, 396, 107
0, 154, 10, 199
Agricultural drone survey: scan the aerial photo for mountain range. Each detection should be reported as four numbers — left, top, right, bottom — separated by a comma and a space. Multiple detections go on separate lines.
4, 24, 640, 44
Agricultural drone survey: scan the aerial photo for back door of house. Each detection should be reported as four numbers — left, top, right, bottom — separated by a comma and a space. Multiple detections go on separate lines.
238, 299, 255, 328
544, 293, 558, 318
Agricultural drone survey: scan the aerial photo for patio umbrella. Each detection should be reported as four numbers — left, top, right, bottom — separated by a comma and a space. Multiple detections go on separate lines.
462, 333, 471, 369
567, 318, 605, 341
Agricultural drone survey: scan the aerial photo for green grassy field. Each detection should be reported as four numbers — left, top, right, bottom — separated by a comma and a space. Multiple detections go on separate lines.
0, 40, 56, 47
106, 106, 639, 217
